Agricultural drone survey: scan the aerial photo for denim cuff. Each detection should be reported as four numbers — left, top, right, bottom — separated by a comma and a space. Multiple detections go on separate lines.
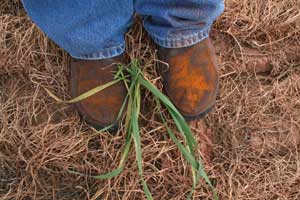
70, 43, 125, 60
149, 29, 210, 49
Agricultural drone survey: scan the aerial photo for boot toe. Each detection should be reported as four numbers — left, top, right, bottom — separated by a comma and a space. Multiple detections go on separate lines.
159, 38, 219, 120
166, 86, 217, 120
70, 55, 126, 131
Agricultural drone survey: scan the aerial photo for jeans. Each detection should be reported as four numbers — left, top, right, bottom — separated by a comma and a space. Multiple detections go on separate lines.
22, 0, 224, 60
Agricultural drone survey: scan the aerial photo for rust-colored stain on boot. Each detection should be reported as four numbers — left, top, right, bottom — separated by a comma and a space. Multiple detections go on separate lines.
70, 55, 126, 129
158, 38, 218, 120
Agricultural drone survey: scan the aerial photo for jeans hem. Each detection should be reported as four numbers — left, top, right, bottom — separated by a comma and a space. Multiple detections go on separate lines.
70, 43, 125, 60
149, 29, 210, 49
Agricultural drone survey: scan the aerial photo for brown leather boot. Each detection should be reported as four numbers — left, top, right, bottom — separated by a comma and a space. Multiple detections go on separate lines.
70, 55, 127, 130
158, 38, 218, 120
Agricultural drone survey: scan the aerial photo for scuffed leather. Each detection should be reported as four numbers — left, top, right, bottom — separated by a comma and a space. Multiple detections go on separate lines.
158, 38, 218, 120
70, 55, 126, 128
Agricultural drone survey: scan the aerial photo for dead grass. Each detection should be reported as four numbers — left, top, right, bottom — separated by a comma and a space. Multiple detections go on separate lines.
1, 0, 300, 199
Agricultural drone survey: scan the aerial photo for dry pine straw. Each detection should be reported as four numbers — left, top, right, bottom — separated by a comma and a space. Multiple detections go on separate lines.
1, 0, 300, 199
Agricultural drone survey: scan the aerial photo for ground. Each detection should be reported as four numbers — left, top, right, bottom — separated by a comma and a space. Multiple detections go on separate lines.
0, 0, 300, 199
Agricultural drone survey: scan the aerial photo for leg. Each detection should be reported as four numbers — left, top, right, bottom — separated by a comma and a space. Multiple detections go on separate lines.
135, 0, 224, 48
22, 0, 134, 59
22, 0, 134, 130
135, 0, 224, 119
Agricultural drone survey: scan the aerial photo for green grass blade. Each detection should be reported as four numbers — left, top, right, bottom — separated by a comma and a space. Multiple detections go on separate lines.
131, 112, 153, 200
68, 133, 131, 180
130, 78, 154, 200
161, 116, 198, 169
50, 59, 218, 199
138, 77, 178, 113
69, 117, 132, 181
119, 130, 132, 168
160, 106, 218, 199
92, 123, 115, 133
187, 162, 219, 200
44, 79, 121, 103
139, 77, 197, 151
68, 166, 123, 179
147, 78, 218, 199
168, 109, 197, 154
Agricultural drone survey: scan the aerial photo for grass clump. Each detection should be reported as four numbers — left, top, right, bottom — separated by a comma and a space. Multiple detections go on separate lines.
46, 59, 217, 200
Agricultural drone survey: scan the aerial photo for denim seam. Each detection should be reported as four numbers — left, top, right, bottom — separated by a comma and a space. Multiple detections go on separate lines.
71, 43, 125, 60
149, 29, 210, 48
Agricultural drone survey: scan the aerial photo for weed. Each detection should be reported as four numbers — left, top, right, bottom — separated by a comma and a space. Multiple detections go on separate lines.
46, 59, 218, 200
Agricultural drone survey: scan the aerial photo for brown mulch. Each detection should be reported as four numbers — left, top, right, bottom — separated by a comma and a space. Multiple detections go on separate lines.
1, 0, 300, 199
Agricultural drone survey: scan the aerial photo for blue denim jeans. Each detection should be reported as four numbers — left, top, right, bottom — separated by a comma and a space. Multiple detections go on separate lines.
22, 0, 224, 60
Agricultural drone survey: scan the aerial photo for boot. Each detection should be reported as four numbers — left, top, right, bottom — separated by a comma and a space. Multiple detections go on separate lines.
158, 38, 218, 120
70, 55, 127, 130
